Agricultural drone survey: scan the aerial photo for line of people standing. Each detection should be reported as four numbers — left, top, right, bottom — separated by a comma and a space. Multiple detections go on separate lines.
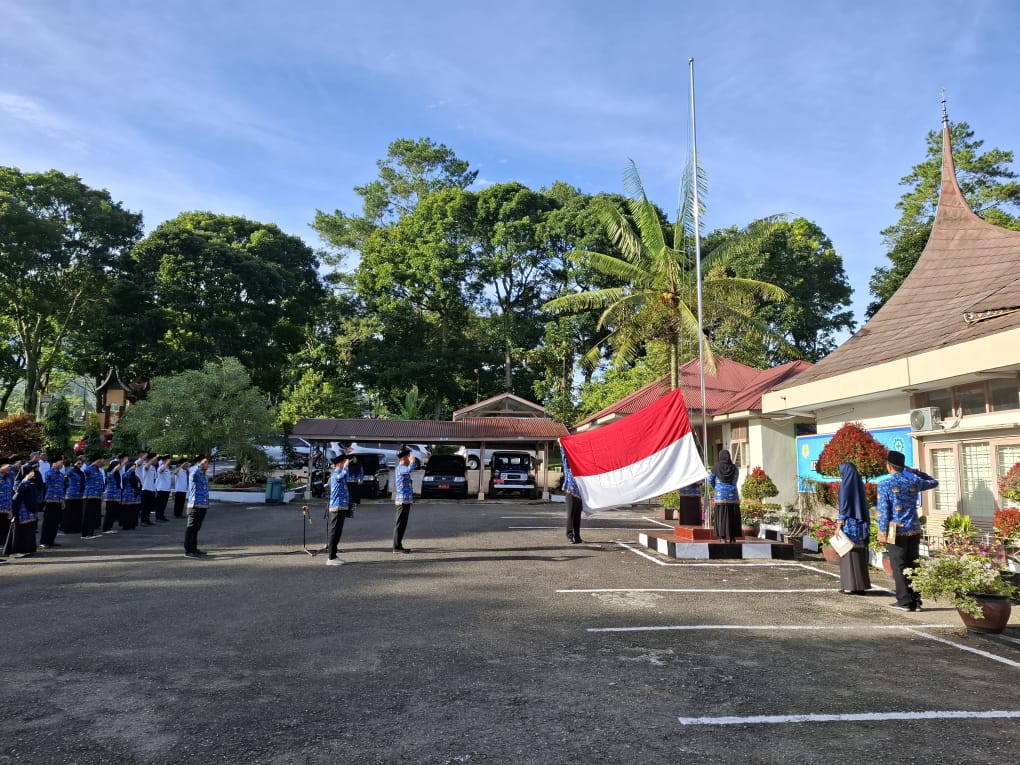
2, 451, 210, 563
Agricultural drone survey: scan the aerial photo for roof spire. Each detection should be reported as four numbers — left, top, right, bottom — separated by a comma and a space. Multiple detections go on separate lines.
940, 87, 949, 127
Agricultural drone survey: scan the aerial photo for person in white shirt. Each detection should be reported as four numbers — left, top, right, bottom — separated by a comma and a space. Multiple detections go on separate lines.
153, 456, 173, 522
172, 460, 190, 518
138, 453, 159, 526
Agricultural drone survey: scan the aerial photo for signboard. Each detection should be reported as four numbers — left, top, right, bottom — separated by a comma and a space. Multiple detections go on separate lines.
796, 426, 913, 491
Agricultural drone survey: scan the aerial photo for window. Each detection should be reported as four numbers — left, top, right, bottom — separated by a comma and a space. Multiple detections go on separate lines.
997, 444, 1020, 510
930, 447, 958, 515
990, 379, 1020, 412
960, 442, 996, 519
956, 386, 987, 416
926, 389, 953, 418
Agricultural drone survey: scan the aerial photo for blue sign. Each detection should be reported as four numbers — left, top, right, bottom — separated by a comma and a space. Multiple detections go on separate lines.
796, 427, 913, 491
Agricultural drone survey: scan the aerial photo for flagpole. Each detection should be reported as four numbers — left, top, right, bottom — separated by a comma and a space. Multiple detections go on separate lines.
689, 58, 709, 492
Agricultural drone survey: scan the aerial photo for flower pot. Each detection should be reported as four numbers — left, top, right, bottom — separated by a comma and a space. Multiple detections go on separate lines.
741, 525, 759, 539
821, 545, 841, 563
957, 594, 1013, 634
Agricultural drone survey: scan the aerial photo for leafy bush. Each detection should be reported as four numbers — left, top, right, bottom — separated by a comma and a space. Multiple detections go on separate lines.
812, 480, 878, 507
210, 468, 269, 488
660, 490, 680, 512
42, 396, 73, 457
993, 508, 1020, 544
815, 422, 888, 480
1000, 462, 1020, 503
907, 552, 1017, 618
741, 467, 778, 502
804, 516, 839, 546
0, 413, 45, 456
740, 500, 767, 525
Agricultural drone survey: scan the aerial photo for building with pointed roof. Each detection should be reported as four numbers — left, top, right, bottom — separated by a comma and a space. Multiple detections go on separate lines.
762, 119, 1020, 529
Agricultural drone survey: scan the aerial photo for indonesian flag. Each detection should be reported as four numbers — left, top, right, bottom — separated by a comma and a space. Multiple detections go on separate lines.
561, 388, 707, 511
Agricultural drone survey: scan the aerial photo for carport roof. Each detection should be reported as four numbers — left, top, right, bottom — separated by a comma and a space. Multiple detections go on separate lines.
291, 417, 569, 445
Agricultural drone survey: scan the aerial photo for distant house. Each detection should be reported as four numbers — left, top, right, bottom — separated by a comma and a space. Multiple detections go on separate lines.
573, 356, 813, 505
762, 119, 1020, 531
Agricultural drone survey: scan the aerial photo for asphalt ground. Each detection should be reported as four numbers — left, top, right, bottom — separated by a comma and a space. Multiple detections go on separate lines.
2, 499, 1018, 765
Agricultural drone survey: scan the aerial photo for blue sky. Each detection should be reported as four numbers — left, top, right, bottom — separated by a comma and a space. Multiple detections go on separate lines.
3, 0, 1019, 328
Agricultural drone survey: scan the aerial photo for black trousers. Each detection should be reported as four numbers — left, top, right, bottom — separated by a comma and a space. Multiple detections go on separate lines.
393, 503, 412, 549
13, 520, 37, 555
102, 500, 121, 532
40, 501, 63, 545
82, 497, 102, 537
565, 493, 582, 541
140, 490, 155, 524
347, 482, 361, 508
172, 492, 187, 518
120, 503, 139, 529
886, 535, 922, 608
155, 490, 171, 520
184, 506, 208, 553
326, 508, 347, 559
62, 498, 84, 533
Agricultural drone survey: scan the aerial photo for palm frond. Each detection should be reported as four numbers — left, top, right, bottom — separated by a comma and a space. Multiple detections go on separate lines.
594, 200, 643, 263
570, 249, 657, 289
542, 286, 633, 315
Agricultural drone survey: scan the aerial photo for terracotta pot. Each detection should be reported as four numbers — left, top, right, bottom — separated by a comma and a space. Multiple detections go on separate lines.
957, 594, 1013, 634
741, 526, 759, 539
822, 546, 841, 563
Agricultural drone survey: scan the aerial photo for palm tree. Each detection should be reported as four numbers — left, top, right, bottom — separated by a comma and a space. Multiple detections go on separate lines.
542, 160, 789, 389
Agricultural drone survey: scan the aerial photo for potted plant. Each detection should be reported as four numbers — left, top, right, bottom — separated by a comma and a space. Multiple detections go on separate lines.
999, 461, 1020, 503
805, 516, 840, 561
995, 507, 1020, 574
942, 512, 975, 546
739, 500, 766, 537
906, 547, 1018, 633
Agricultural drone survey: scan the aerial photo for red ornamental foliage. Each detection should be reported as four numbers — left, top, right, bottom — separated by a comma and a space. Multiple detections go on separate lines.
815, 422, 888, 480
814, 480, 878, 507
999, 462, 1020, 502
994, 508, 1020, 541
0, 413, 45, 456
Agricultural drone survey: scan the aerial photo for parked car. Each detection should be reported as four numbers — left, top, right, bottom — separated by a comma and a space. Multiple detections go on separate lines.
348, 452, 390, 498
348, 442, 428, 468
488, 451, 539, 499
456, 446, 539, 471
259, 437, 320, 468
420, 454, 469, 499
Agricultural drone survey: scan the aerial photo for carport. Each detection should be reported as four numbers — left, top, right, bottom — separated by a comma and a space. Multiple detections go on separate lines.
290, 417, 570, 500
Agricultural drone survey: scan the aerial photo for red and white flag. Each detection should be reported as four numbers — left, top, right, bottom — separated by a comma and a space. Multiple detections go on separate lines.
561, 388, 707, 511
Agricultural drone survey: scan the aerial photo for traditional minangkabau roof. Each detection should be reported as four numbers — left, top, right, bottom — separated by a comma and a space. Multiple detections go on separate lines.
571, 357, 811, 431
774, 121, 1020, 390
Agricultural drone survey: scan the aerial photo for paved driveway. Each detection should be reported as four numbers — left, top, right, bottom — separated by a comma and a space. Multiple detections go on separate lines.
2, 499, 1018, 764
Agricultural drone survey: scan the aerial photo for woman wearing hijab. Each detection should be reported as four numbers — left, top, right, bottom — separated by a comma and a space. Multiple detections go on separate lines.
709, 449, 741, 544
836, 461, 872, 594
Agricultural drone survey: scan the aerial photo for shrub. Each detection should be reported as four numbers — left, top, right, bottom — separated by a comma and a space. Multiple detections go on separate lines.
1000, 462, 1020, 503
42, 396, 73, 457
660, 490, 680, 512
210, 469, 268, 488
741, 467, 778, 502
907, 552, 1017, 618
815, 422, 888, 480
812, 480, 878, 508
805, 516, 839, 546
0, 413, 45, 456
993, 508, 1020, 544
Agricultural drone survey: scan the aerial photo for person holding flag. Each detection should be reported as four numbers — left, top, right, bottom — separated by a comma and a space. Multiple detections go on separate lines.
559, 443, 585, 544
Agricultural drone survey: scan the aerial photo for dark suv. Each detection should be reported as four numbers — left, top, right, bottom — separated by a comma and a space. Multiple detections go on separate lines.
421, 454, 469, 498
349, 453, 390, 498
488, 451, 538, 499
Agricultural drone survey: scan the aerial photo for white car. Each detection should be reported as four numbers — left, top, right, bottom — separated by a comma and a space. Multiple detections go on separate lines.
455, 446, 538, 470
347, 442, 430, 468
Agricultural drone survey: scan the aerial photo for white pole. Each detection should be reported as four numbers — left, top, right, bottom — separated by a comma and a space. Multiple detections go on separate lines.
689, 58, 708, 469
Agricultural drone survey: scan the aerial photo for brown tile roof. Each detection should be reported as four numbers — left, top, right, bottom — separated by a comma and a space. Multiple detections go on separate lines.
291, 417, 568, 444
451, 393, 548, 420
775, 124, 1020, 390
571, 357, 810, 430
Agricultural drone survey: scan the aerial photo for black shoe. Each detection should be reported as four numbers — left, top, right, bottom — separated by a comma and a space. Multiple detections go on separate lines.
194, 549, 208, 556
393, 547, 410, 553
566, 533, 575, 543
184, 551, 199, 558
887, 603, 914, 611
571, 538, 585, 544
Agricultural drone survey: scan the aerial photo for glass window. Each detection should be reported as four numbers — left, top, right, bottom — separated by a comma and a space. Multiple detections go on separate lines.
961, 442, 995, 519
926, 389, 954, 419
997, 444, 1020, 510
956, 386, 988, 416
990, 379, 1020, 412
930, 448, 958, 515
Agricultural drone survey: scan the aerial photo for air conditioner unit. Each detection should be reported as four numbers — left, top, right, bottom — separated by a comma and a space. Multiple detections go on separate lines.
909, 407, 942, 432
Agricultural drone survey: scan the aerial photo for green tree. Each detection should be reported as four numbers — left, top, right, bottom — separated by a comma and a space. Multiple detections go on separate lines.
868, 121, 1020, 316
0, 168, 143, 413
113, 358, 277, 458
312, 137, 477, 265
276, 368, 361, 428
120, 212, 324, 394
543, 161, 787, 389
41, 395, 73, 457
704, 217, 854, 367
576, 355, 664, 418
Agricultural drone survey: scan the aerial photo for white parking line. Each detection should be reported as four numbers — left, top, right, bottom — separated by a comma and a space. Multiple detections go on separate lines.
677, 710, 1020, 725
615, 541, 843, 579
905, 627, 1020, 669
588, 624, 950, 633
559, 588, 837, 593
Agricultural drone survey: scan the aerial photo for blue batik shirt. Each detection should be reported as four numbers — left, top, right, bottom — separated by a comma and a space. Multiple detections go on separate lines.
82, 463, 105, 498
104, 470, 122, 501
12, 478, 38, 522
329, 465, 350, 511
877, 469, 938, 534
44, 467, 66, 502
708, 473, 740, 502
394, 458, 418, 504
559, 446, 580, 497
121, 467, 140, 504
188, 465, 210, 508
0, 470, 14, 512
65, 467, 85, 499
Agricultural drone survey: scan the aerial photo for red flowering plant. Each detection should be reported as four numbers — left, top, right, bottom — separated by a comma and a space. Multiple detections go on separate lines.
999, 462, 1020, 503
993, 507, 1020, 545
815, 422, 888, 481
741, 467, 778, 502
804, 516, 839, 546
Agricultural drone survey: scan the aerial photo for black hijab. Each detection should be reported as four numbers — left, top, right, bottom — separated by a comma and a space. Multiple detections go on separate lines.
712, 449, 739, 484
838, 461, 868, 522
